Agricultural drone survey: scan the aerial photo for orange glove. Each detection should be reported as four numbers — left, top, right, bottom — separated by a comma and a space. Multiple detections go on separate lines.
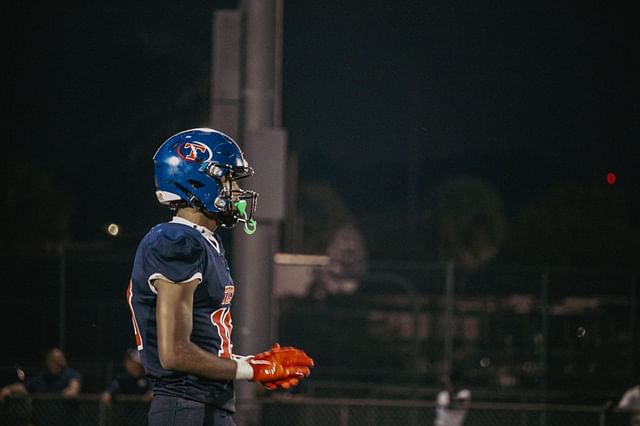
249, 343, 314, 390
261, 377, 300, 390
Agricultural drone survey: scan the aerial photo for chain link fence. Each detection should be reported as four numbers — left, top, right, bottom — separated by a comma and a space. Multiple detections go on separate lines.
1, 395, 637, 426
0, 253, 638, 424
261, 398, 638, 426
275, 262, 638, 399
0, 394, 149, 426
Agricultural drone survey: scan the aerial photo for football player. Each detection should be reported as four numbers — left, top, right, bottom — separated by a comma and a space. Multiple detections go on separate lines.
127, 128, 314, 426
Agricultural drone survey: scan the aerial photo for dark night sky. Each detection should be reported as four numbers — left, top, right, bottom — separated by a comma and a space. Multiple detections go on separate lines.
284, 2, 639, 197
3, 1, 639, 254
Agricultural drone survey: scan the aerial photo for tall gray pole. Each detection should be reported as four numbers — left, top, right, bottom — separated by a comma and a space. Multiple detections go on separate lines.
211, 9, 242, 139
212, 1, 287, 425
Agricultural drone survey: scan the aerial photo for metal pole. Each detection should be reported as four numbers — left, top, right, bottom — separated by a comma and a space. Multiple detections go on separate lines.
98, 401, 108, 426
283, 152, 299, 253
210, 9, 242, 139
233, 1, 285, 425
407, 65, 422, 229
630, 274, 637, 381
598, 408, 606, 426
444, 261, 455, 376
540, 268, 549, 426
339, 404, 349, 426
242, 0, 276, 130
211, 3, 287, 425
273, 0, 284, 127
58, 242, 67, 350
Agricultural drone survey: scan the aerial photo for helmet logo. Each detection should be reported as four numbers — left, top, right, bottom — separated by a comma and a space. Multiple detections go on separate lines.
177, 142, 213, 162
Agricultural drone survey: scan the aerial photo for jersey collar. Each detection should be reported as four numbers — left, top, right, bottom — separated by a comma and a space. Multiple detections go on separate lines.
170, 216, 220, 254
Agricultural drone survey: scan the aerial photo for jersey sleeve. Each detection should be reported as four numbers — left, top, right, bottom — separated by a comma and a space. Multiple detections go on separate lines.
146, 229, 205, 285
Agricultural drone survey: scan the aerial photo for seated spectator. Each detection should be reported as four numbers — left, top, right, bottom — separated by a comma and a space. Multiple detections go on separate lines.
434, 372, 471, 426
618, 379, 640, 426
100, 349, 152, 405
0, 347, 81, 400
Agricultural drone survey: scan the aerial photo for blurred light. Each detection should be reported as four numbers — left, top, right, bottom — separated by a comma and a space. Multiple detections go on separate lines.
107, 223, 120, 236
576, 327, 586, 338
606, 172, 616, 185
480, 357, 491, 368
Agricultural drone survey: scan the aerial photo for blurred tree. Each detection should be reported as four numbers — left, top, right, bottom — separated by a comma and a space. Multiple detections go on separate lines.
435, 177, 507, 269
296, 182, 353, 254
505, 182, 639, 267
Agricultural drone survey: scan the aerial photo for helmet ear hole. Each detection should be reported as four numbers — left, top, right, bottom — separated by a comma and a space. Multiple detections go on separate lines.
188, 179, 205, 189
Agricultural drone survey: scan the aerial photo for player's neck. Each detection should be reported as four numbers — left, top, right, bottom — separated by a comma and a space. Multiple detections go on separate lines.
176, 208, 218, 233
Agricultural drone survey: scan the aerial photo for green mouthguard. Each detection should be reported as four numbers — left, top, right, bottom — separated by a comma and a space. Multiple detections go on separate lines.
234, 200, 247, 215
233, 200, 257, 235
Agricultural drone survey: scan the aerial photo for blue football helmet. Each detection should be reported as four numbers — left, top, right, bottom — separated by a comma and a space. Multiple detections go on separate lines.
153, 128, 258, 229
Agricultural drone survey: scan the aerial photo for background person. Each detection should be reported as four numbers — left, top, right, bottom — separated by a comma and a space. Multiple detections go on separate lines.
618, 380, 640, 426
0, 347, 81, 400
100, 348, 152, 405
434, 372, 471, 426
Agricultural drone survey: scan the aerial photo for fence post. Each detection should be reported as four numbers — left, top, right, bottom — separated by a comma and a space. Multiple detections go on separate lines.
339, 404, 349, 426
540, 268, 549, 426
630, 274, 637, 381
597, 401, 613, 426
444, 261, 455, 377
98, 401, 108, 426
57, 242, 67, 349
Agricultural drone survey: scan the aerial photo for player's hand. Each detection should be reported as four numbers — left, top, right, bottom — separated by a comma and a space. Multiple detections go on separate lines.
253, 343, 314, 369
260, 377, 300, 390
249, 343, 314, 389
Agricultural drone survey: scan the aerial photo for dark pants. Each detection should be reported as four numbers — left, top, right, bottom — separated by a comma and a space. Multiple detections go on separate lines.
148, 395, 236, 426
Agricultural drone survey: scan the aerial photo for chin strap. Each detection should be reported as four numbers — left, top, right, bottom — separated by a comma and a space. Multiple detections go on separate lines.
233, 200, 257, 235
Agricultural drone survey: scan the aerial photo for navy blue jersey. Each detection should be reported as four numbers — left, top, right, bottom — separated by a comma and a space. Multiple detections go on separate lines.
127, 217, 236, 411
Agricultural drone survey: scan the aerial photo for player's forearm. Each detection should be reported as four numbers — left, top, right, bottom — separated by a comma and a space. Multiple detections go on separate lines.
154, 279, 248, 380
159, 340, 238, 380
